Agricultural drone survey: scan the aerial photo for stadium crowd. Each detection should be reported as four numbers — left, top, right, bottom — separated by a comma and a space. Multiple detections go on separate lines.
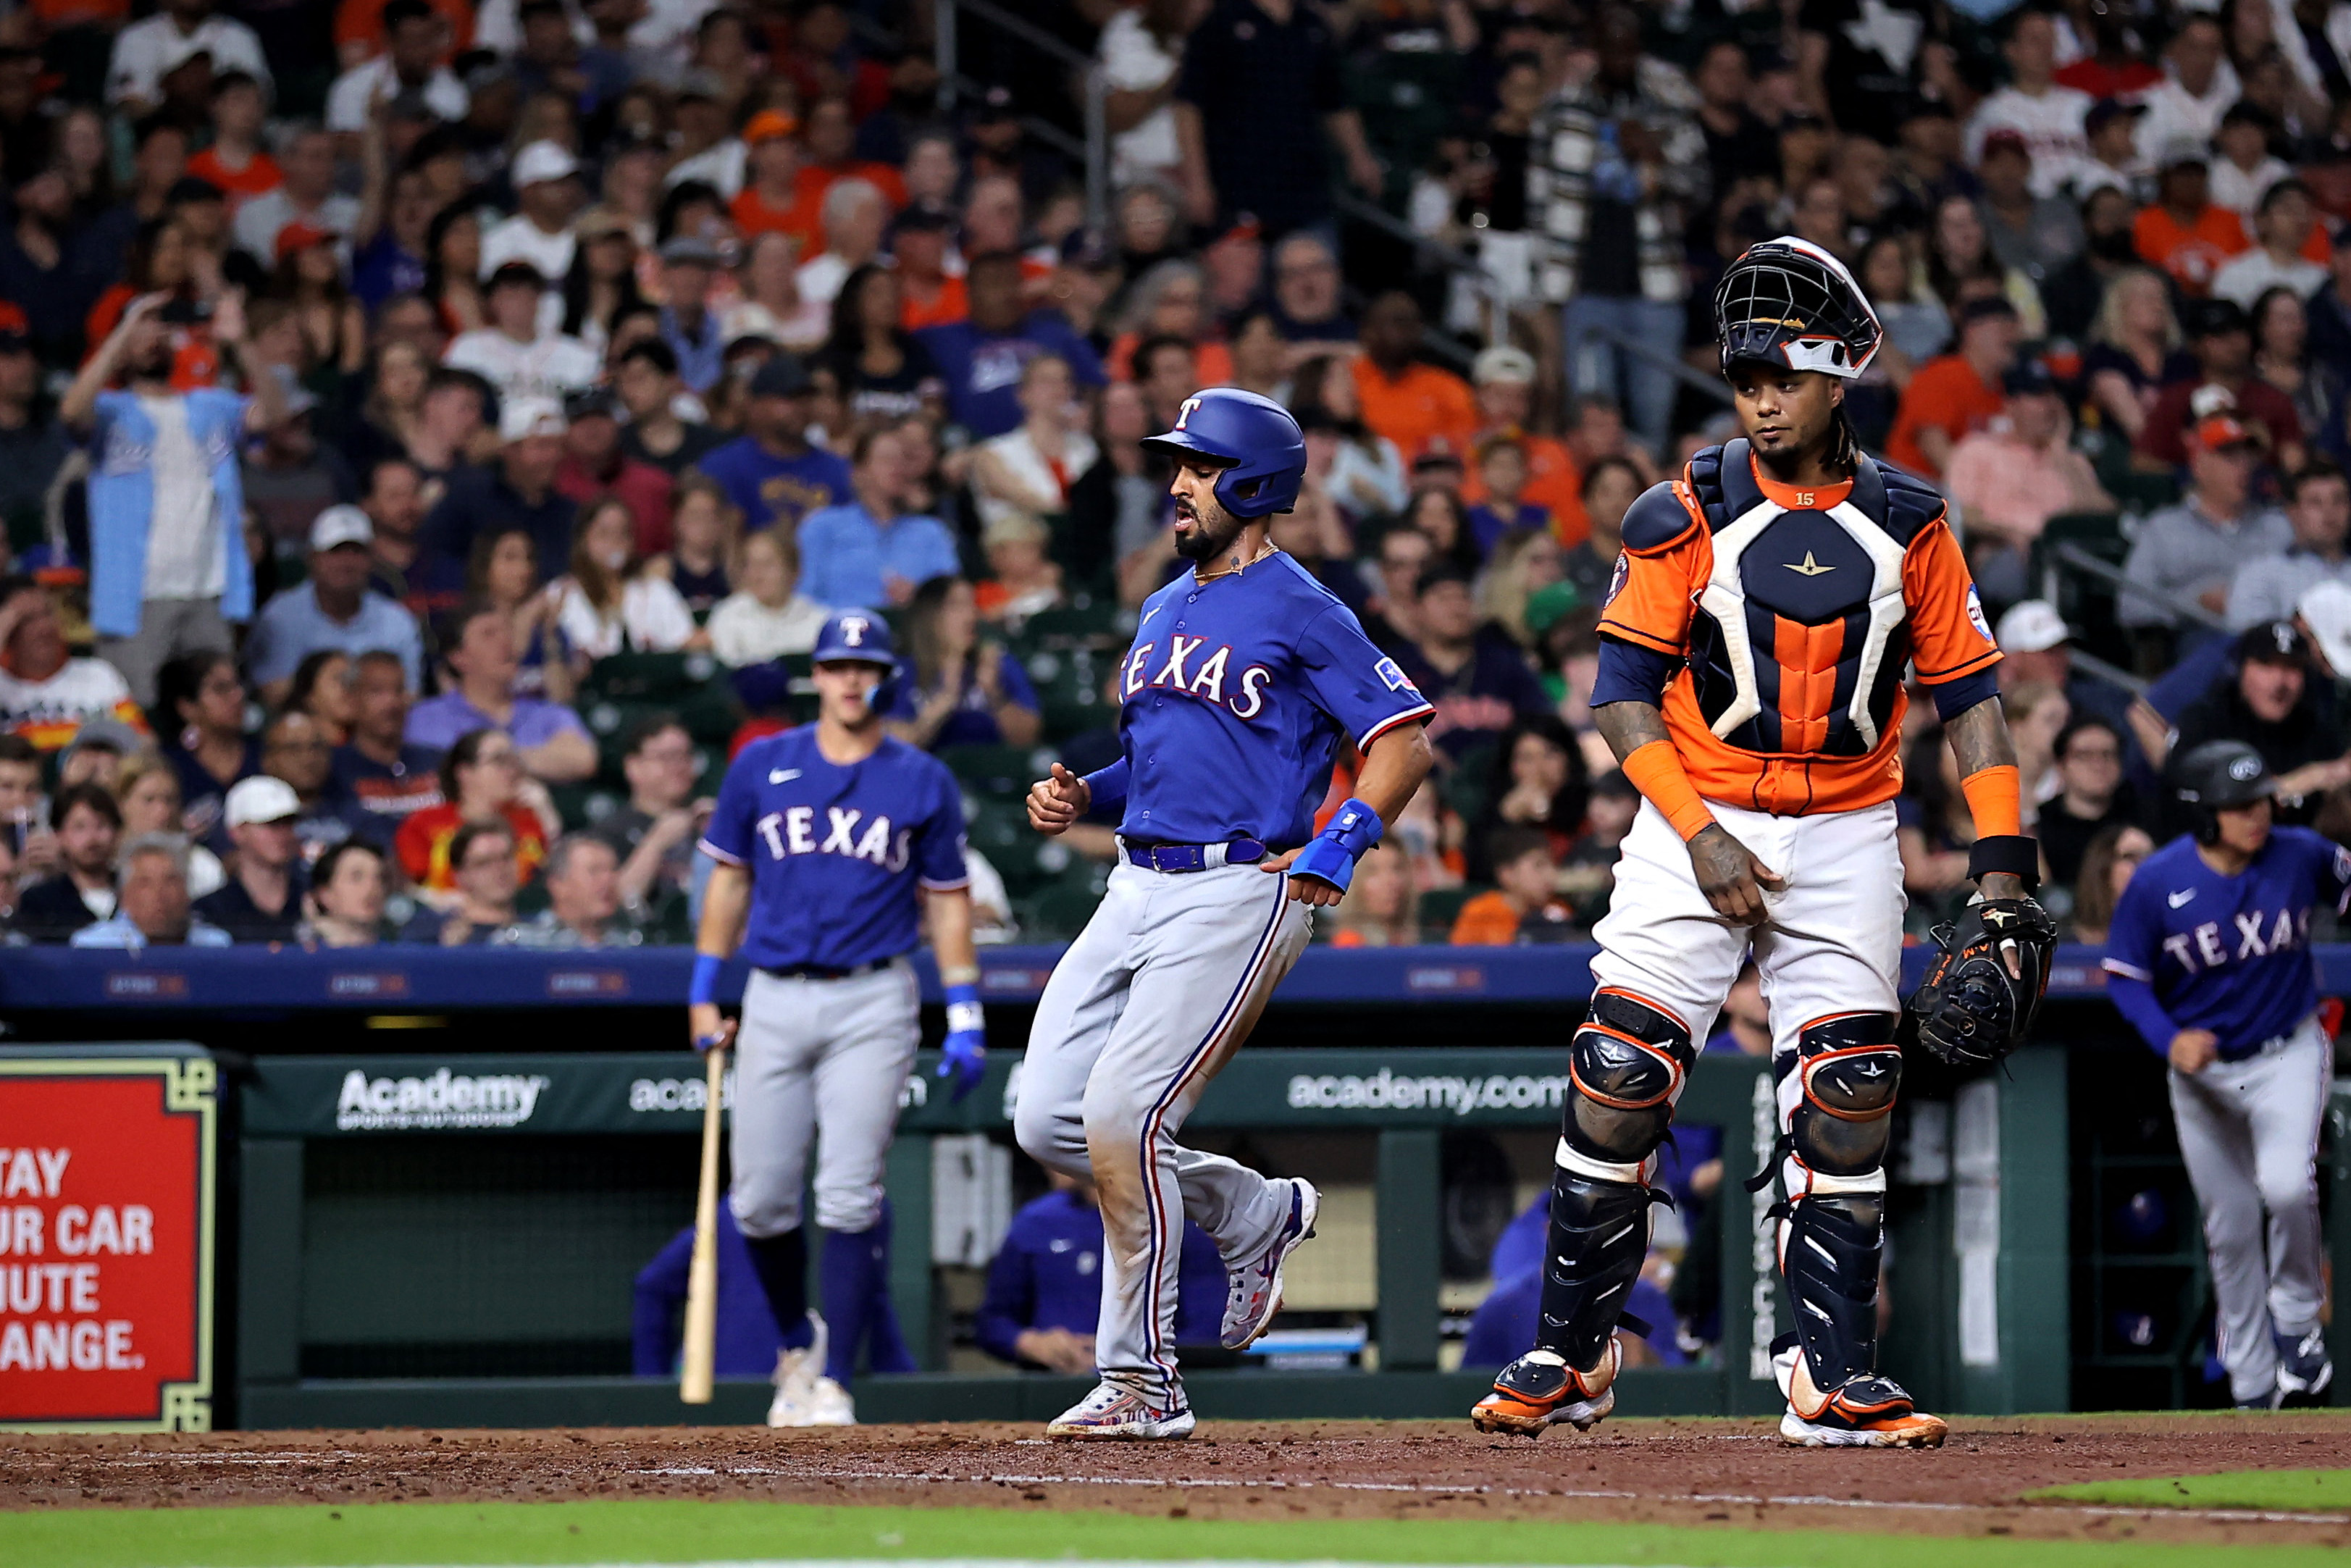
0, 0, 2342, 949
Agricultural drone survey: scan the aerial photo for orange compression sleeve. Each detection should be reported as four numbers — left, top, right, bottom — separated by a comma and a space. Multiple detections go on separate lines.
1958, 763, 2023, 839
1621, 739, 1715, 842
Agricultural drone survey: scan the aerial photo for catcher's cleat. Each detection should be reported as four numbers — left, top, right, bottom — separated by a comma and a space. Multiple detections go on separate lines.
1222, 1178, 1320, 1351
1470, 1340, 1620, 1437
1773, 1343, 1944, 1447
1046, 1381, 1196, 1440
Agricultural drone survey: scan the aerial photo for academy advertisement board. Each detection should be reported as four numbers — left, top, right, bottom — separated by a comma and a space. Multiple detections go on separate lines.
0, 1047, 217, 1431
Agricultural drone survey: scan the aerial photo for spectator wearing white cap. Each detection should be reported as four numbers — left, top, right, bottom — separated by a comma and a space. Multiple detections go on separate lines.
246, 507, 427, 706
1467, 344, 1581, 540
189, 775, 306, 941
443, 263, 600, 405
71, 834, 232, 949
324, 0, 469, 135
481, 141, 586, 284
2227, 461, 2351, 630
418, 398, 580, 585
1994, 597, 2138, 747
106, 0, 272, 115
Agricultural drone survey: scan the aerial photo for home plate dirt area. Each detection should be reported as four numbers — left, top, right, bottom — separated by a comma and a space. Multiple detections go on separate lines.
8, 1413, 2351, 1548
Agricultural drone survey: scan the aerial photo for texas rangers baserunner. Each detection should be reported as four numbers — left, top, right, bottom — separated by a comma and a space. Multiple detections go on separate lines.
1471, 237, 2050, 1449
690, 609, 987, 1427
2103, 739, 2340, 1409
1021, 387, 1436, 1439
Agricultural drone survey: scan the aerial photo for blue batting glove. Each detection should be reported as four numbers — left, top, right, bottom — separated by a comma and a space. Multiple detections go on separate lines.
1286, 797, 1385, 895
939, 982, 986, 1102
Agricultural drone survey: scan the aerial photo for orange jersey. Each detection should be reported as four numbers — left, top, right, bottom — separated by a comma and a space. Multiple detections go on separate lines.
1596, 440, 2000, 817
2134, 203, 2251, 296
1353, 357, 1478, 461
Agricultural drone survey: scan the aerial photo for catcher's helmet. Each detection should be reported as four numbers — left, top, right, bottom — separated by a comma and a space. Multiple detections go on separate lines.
2172, 739, 2276, 844
1140, 387, 1306, 519
1714, 235, 1883, 381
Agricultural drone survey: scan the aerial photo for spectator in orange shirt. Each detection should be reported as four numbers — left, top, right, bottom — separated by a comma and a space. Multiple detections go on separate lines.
1886, 295, 2020, 478
889, 204, 965, 330
1449, 825, 1574, 945
2133, 141, 2250, 297
1462, 344, 1585, 543
334, 0, 469, 67
729, 111, 821, 253
187, 71, 279, 207
1325, 843, 1420, 947
1353, 291, 1477, 461
796, 94, 908, 212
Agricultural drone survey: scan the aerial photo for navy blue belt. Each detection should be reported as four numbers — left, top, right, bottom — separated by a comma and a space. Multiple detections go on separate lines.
1122, 837, 1269, 873
762, 957, 894, 981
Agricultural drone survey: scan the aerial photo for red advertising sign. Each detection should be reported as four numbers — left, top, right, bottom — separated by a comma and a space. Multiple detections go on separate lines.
0, 1052, 216, 1430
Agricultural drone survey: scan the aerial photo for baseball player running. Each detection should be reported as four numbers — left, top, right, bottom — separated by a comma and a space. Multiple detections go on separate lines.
690, 609, 987, 1426
1021, 388, 1436, 1439
2103, 740, 2340, 1409
1472, 238, 2053, 1449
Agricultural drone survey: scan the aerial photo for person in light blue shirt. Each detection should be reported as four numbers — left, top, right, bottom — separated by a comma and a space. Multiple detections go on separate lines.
796, 425, 960, 608
70, 834, 234, 949
245, 506, 426, 701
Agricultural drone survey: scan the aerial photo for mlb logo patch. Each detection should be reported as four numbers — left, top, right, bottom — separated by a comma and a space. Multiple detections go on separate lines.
1966, 584, 1993, 643
1604, 551, 1630, 608
1374, 657, 1419, 695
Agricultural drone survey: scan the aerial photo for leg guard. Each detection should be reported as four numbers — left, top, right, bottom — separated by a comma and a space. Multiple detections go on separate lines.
1774, 1013, 1901, 1396
1538, 989, 1693, 1367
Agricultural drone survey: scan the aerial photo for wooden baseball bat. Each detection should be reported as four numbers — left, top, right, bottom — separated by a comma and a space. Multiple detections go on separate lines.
680, 1042, 726, 1404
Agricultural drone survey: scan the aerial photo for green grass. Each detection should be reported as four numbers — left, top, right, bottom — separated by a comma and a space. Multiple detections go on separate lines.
1, 1500, 2346, 1568
2034, 1468, 2351, 1512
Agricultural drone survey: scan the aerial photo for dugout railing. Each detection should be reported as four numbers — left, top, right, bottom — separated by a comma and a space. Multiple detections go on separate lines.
1, 943, 2339, 1428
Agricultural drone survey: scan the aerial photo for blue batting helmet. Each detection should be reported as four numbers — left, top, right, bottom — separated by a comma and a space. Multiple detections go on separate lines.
1140, 387, 1306, 519
812, 608, 896, 666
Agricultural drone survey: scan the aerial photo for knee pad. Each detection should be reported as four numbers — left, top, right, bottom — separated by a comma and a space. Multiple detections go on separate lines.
1535, 1168, 1653, 1370
1787, 1013, 1902, 1178
1780, 1191, 1884, 1390
1562, 989, 1694, 1167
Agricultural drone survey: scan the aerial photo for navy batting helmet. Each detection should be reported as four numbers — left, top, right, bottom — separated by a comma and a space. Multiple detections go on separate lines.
1140, 387, 1305, 519
811, 608, 900, 707
2172, 739, 2276, 844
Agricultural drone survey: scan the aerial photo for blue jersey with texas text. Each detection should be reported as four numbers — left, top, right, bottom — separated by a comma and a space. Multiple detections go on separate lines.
2101, 827, 2351, 1059
1107, 553, 1433, 846
699, 726, 968, 971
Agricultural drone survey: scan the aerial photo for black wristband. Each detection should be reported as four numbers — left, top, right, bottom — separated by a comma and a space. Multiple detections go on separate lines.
1967, 834, 2040, 891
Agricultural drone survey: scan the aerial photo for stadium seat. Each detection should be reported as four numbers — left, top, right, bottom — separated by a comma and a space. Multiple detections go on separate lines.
1017, 863, 1112, 939
1008, 596, 1128, 653
936, 743, 1053, 800
1023, 646, 1115, 741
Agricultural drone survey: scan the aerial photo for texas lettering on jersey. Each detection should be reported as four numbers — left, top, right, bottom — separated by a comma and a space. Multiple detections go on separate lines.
2160, 906, 2313, 976
1107, 554, 1432, 847
751, 805, 915, 871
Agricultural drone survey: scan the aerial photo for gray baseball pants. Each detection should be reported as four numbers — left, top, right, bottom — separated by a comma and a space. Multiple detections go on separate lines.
2168, 1015, 2330, 1404
729, 962, 919, 1238
1015, 856, 1311, 1409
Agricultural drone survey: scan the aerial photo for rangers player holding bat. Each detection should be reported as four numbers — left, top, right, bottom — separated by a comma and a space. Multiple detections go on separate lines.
1470, 238, 2055, 1449
2103, 740, 2339, 1409
1021, 387, 1436, 1439
689, 609, 986, 1427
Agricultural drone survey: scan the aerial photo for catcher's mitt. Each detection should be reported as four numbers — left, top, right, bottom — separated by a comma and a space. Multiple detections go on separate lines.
1907, 897, 2057, 1069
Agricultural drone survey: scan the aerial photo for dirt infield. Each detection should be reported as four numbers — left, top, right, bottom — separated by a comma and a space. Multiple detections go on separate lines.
7, 1413, 2351, 1549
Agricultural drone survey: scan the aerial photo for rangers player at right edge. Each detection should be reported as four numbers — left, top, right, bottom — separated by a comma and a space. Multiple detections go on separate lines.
2103, 740, 2340, 1409
1470, 238, 2055, 1450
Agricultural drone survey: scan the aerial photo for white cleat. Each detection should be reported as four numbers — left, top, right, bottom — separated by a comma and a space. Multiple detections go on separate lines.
1045, 1381, 1197, 1440
766, 1314, 834, 1429
1221, 1178, 1320, 1351
804, 1373, 857, 1427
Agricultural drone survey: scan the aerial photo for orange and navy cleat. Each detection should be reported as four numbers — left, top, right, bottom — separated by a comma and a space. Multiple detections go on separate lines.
1470, 1339, 1620, 1438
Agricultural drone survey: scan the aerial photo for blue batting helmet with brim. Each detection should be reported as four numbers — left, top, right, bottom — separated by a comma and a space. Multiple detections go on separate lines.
812, 609, 896, 667
1140, 387, 1306, 518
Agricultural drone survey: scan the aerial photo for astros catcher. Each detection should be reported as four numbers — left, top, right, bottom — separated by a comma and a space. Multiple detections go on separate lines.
1470, 237, 2054, 1448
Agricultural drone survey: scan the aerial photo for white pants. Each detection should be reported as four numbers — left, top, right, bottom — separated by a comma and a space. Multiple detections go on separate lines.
2169, 1017, 2330, 1403
1593, 798, 1906, 1200
1015, 858, 1310, 1407
729, 962, 919, 1238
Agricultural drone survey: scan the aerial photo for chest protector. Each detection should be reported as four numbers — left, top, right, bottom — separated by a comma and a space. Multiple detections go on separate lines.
1680, 438, 1945, 758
